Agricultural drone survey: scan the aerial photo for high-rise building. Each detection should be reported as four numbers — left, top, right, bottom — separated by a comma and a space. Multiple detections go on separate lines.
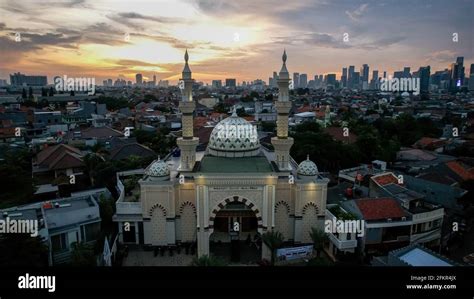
107, 79, 113, 87
293, 73, 300, 88
299, 74, 308, 88
341, 68, 347, 88
136, 73, 143, 86
383, 71, 387, 79
361, 64, 369, 84
352, 72, 360, 89
403, 67, 411, 78
272, 71, 279, 88
393, 71, 404, 79
326, 74, 336, 87
225, 78, 236, 88
9, 72, 47, 86
212, 80, 222, 88
469, 64, 474, 91
450, 57, 465, 90
419, 66, 431, 93
348, 66, 355, 88
371, 70, 379, 89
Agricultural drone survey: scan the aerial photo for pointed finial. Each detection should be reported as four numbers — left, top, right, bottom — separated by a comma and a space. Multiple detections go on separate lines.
306, 154, 310, 161
157, 155, 161, 161
231, 105, 237, 116
184, 49, 189, 63
282, 49, 287, 63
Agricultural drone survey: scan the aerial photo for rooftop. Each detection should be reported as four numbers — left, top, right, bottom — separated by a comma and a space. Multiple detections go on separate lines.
198, 155, 274, 173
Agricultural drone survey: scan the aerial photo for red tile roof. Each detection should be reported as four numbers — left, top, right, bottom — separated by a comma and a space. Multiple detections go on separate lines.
355, 198, 407, 220
372, 173, 399, 186
445, 161, 474, 181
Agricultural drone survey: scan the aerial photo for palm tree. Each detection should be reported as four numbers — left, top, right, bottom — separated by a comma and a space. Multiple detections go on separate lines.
261, 231, 284, 266
191, 255, 226, 266
309, 227, 328, 258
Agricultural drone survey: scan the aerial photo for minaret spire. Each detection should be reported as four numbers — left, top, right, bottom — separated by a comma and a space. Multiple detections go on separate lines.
272, 50, 294, 171
177, 49, 199, 171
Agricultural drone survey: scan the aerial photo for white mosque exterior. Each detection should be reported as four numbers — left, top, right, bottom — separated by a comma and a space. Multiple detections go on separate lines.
114, 50, 329, 260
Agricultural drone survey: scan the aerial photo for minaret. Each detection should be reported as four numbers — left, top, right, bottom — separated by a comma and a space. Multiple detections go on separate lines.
271, 50, 294, 171
324, 105, 331, 127
177, 50, 199, 171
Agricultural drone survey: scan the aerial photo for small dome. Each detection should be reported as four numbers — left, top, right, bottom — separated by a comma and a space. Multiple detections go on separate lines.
297, 155, 318, 176
145, 158, 170, 177
208, 108, 260, 157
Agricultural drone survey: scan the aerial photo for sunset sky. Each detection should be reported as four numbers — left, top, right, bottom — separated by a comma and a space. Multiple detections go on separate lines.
0, 0, 472, 84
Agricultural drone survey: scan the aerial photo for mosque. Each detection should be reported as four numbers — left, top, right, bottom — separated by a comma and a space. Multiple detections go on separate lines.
114, 50, 329, 260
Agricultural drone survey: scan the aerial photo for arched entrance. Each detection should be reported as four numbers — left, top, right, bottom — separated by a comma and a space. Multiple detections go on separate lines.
208, 196, 262, 264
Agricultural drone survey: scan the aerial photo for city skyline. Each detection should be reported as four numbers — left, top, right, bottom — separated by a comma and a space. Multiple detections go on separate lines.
0, 0, 473, 84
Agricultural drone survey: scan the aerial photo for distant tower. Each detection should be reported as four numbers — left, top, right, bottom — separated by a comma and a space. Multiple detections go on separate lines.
176, 50, 199, 171
324, 105, 331, 127
271, 50, 294, 171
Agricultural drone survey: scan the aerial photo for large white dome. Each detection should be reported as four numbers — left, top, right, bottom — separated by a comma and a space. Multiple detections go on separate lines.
208, 111, 260, 157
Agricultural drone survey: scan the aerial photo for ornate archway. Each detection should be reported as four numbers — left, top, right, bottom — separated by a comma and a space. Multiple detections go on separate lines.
208, 195, 263, 234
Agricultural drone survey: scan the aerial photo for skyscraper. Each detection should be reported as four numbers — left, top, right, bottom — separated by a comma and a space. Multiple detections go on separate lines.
225, 78, 236, 88
293, 73, 300, 88
136, 73, 143, 86
403, 67, 411, 78
469, 64, 474, 91
341, 67, 347, 88
348, 66, 355, 88
299, 74, 308, 88
450, 57, 465, 90
9, 72, 47, 86
361, 64, 369, 84
419, 66, 431, 93
371, 70, 379, 89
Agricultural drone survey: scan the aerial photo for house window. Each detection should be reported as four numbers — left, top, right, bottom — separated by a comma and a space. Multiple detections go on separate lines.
51, 234, 67, 253
82, 222, 100, 242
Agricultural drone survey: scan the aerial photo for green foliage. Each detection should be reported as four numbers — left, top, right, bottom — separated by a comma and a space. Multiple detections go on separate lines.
191, 255, 227, 266
0, 234, 49, 266
0, 148, 35, 208
70, 242, 96, 266
94, 96, 131, 111
328, 206, 357, 220
213, 102, 230, 113
309, 227, 329, 258
132, 129, 175, 156
260, 121, 276, 132
262, 231, 284, 265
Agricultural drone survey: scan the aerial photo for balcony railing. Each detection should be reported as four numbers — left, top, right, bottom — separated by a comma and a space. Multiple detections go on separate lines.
328, 232, 357, 250
116, 201, 142, 215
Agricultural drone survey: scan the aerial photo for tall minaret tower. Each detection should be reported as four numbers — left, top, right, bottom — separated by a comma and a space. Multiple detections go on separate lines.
271, 50, 294, 171
177, 50, 199, 171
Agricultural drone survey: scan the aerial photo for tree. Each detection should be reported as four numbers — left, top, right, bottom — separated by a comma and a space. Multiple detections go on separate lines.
28, 86, 33, 99
70, 242, 96, 266
22, 88, 27, 99
191, 255, 227, 266
261, 231, 284, 265
49, 86, 54, 96
0, 234, 48, 267
309, 228, 328, 258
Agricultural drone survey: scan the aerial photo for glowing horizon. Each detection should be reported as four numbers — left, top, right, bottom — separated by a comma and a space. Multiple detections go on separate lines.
0, 0, 472, 84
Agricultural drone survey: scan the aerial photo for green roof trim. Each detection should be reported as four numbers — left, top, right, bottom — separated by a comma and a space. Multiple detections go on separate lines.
199, 155, 274, 173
